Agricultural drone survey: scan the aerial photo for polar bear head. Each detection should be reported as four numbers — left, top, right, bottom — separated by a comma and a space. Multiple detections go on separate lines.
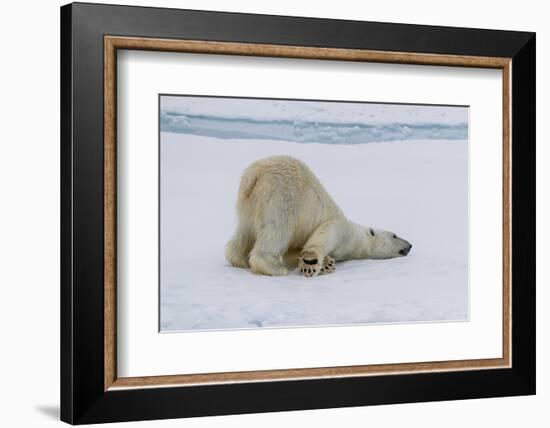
366, 227, 412, 259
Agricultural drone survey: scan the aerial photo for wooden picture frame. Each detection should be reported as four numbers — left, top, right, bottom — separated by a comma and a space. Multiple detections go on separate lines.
61, 2, 535, 424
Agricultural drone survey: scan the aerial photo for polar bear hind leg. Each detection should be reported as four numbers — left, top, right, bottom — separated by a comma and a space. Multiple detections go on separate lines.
225, 223, 255, 268
248, 221, 291, 276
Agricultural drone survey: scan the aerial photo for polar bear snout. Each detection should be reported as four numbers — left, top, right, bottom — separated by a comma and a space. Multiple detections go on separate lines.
399, 243, 412, 256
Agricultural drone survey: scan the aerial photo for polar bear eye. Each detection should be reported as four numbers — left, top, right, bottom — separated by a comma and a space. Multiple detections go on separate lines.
369, 228, 375, 236
392, 234, 397, 239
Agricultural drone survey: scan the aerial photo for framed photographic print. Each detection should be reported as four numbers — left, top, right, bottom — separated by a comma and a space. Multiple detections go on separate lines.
60, 2, 536, 424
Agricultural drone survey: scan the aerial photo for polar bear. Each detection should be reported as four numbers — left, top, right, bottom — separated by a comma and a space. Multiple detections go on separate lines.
225, 155, 412, 277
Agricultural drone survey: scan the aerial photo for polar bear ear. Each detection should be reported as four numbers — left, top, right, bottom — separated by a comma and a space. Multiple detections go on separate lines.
369, 228, 375, 237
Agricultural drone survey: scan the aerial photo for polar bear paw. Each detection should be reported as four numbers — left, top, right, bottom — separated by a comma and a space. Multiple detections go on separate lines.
299, 253, 335, 277
298, 252, 322, 277
320, 255, 336, 274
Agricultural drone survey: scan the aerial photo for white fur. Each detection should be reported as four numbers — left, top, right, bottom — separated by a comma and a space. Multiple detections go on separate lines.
225, 156, 411, 277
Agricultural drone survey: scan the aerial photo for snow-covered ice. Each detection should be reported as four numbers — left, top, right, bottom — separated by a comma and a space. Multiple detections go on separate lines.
160, 132, 468, 331
161, 96, 468, 125
160, 97, 468, 144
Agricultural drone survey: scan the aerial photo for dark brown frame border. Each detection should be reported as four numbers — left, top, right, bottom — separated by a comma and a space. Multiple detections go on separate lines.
104, 36, 512, 391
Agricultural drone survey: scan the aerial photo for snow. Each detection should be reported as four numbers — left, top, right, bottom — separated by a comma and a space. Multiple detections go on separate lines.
160, 96, 468, 145
161, 95, 468, 125
160, 132, 468, 331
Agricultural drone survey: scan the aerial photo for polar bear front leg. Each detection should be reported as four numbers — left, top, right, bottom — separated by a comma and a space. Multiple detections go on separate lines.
298, 220, 341, 277
298, 251, 323, 277
320, 255, 336, 274
298, 254, 335, 277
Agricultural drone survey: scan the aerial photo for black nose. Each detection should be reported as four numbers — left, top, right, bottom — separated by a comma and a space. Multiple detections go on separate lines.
399, 244, 412, 256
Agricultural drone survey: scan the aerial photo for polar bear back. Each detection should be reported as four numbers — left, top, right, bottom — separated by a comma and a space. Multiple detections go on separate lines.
236, 155, 344, 247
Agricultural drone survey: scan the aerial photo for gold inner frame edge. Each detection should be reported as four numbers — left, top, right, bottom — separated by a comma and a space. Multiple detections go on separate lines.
104, 36, 512, 391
